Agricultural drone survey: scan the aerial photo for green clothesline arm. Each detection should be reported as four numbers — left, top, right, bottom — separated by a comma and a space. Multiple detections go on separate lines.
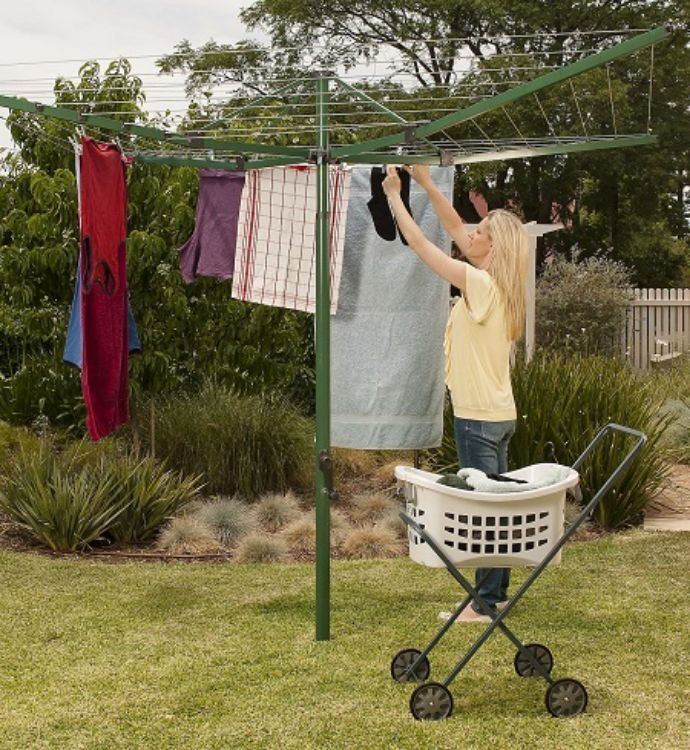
450, 134, 658, 164
0, 93, 310, 158
333, 77, 441, 154
134, 153, 306, 170
332, 24, 672, 159
342, 134, 658, 166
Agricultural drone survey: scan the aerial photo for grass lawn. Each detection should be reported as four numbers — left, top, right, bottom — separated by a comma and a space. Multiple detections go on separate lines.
0, 530, 688, 750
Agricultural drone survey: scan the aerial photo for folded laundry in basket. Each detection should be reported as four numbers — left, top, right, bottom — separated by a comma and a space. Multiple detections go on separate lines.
436, 474, 475, 490
456, 465, 573, 493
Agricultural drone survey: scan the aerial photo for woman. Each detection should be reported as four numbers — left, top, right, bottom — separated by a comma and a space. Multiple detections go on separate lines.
382, 164, 528, 623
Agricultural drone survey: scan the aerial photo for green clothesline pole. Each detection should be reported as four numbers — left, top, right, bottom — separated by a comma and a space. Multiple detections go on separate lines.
314, 73, 331, 641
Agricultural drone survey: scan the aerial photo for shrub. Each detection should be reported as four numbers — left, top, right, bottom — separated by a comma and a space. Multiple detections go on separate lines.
341, 527, 403, 559
105, 456, 204, 544
0, 436, 203, 549
0, 442, 127, 551
536, 254, 631, 357
253, 491, 301, 533
510, 353, 672, 529
658, 399, 690, 464
348, 492, 398, 524
196, 496, 255, 546
0, 353, 85, 433
157, 517, 222, 555
330, 509, 352, 544
332, 448, 379, 482
142, 382, 313, 498
234, 533, 289, 563
425, 353, 673, 529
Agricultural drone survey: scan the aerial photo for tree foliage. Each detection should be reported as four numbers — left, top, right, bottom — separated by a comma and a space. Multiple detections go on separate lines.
0, 61, 313, 431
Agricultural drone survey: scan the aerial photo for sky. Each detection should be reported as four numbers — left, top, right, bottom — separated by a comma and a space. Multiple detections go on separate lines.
0, 0, 265, 150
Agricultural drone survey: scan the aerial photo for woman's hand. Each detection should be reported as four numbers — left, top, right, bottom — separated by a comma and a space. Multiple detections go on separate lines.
381, 165, 401, 198
404, 164, 432, 187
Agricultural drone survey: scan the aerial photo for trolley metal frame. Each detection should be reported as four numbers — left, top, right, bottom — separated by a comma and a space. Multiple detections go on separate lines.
391, 423, 647, 720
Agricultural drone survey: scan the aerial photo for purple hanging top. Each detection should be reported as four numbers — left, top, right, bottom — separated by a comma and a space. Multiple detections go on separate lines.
178, 169, 246, 283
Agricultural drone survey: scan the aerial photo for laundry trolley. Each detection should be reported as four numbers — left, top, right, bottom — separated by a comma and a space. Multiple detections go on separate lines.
390, 423, 647, 720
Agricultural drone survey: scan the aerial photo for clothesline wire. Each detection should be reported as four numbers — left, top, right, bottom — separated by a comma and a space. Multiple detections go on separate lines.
0, 49, 622, 85
0, 46, 654, 89
0, 66, 568, 94
0, 29, 649, 67
0, 50, 618, 83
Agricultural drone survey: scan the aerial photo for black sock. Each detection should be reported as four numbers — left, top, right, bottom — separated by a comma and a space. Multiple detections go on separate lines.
366, 167, 397, 241
395, 167, 412, 245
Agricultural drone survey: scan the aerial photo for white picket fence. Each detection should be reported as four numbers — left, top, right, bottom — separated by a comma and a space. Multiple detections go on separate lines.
623, 288, 690, 370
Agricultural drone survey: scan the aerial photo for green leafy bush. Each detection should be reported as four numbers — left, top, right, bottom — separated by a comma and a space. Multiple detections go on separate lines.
0, 437, 203, 550
145, 382, 313, 498
0, 442, 127, 551
426, 354, 673, 529
510, 354, 671, 529
105, 455, 203, 544
0, 353, 84, 432
536, 254, 631, 356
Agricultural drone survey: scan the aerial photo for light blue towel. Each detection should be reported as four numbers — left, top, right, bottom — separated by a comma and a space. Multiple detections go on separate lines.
331, 166, 454, 449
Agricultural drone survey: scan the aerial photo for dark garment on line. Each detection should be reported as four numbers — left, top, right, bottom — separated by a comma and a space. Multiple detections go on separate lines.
79, 136, 130, 441
366, 166, 412, 245
178, 169, 246, 283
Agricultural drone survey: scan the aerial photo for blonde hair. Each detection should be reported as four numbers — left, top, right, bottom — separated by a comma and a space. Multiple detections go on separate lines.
485, 209, 529, 341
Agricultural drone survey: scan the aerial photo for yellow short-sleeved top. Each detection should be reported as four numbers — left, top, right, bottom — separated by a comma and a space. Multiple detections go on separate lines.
444, 263, 516, 421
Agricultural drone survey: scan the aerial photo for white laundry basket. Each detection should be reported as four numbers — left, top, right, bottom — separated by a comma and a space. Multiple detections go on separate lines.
395, 464, 580, 568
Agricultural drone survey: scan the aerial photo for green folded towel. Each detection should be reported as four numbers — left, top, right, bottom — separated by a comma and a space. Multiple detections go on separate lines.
437, 474, 474, 490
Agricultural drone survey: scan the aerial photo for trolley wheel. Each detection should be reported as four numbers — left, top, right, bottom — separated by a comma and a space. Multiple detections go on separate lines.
514, 643, 554, 678
390, 649, 431, 683
545, 678, 588, 717
409, 682, 453, 721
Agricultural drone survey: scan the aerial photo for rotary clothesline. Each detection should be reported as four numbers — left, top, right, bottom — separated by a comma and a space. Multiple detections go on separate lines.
0, 25, 668, 171
0, 24, 673, 643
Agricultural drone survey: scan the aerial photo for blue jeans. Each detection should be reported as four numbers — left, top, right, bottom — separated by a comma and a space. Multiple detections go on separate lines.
454, 417, 516, 613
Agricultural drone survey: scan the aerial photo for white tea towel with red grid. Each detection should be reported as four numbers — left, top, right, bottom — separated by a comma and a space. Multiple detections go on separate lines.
232, 164, 351, 314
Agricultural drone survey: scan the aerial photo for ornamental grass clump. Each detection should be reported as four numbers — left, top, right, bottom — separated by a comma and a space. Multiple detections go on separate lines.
147, 383, 313, 498
0, 436, 204, 550
341, 527, 403, 560
234, 533, 289, 563
348, 492, 398, 524
377, 508, 408, 540
157, 517, 222, 555
196, 496, 255, 547
253, 491, 301, 533
281, 516, 316, 557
